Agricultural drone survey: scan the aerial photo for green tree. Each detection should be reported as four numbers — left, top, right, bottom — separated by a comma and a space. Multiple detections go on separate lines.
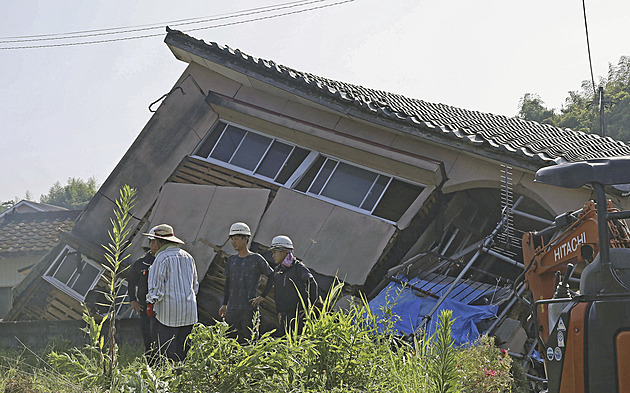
517, 93, 557, 124
0, 191, 34, 214
0, 200, 15, 214
555, 83, 599, 133
518, 55, 630, 141
40, 177, 99, 209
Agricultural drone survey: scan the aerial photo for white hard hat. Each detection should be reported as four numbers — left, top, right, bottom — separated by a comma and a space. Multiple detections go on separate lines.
270, 235, 293, 251
229, 222, 251, 236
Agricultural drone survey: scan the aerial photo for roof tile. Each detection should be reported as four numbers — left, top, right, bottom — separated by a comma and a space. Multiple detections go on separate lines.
166, 29, 630, 166
0, 210, 80, 254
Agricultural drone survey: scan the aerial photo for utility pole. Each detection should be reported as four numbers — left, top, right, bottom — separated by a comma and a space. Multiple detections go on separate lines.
598, 86, 606, 137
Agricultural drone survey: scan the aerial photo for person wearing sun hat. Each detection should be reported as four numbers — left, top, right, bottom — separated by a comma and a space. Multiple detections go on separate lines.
144, 224, 198, 362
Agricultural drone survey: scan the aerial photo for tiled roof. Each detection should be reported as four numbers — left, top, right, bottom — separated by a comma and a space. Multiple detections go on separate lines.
165, 28, 630, 167
0, 210, 80, 253
0, 200, 68, 220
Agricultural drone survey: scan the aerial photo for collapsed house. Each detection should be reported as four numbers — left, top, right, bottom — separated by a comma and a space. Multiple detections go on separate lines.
6, 29, 630, 368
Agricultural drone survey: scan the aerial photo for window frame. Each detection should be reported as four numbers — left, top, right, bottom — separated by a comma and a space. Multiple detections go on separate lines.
193, 120, 426, 223
195, 121, 307, 185
300, 155, 395, 215
43, 245, 104, 302
112, 279, 134, 318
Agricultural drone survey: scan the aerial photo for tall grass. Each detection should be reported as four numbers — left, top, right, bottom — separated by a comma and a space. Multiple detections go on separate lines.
1, 184, 524, 391
176, 281, 517, 393
2, 279, 522, 392
45, 185, 138, 390
100, 184, 137, 374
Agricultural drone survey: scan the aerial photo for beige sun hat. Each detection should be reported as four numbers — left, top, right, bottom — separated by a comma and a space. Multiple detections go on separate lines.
142, 224, 185, 244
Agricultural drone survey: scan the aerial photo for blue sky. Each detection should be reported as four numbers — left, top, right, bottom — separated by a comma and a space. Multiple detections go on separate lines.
1, 0, 629, 202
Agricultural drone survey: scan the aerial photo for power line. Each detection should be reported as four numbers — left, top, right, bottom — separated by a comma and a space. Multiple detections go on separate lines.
581, 0, 597, 97
0, 0, 326, 43
581, 0, 611, 137
0, 0, 354, 50
0, 0, 315, 41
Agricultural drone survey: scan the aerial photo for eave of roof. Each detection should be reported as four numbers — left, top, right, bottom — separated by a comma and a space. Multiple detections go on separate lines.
0, 200, 68, 220
164, 28, 630, 172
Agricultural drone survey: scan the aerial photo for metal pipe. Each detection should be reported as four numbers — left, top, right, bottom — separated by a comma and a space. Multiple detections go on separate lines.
440, 228, 460, 255
608, 210, 630, 220
595, 183, 610, 267
522, 336, 539, 369
486, 282, 526, 334
512, 209, 554, 225
427, 250, 512, 283
416, 248, 483, 334
417, 214, 512, 333
388, 276, 439, 299
525, 373, 547, 383
483, 248, 524, 268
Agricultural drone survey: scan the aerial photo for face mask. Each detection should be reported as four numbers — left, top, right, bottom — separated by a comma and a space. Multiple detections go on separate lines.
282, 251, 294, 267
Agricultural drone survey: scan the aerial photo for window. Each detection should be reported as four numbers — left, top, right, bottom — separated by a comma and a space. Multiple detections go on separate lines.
44, 246, 103, 301
295, 157, 392, 212
195, 123, 310, 185
194, 121, 425, 222
84, 279, 133, 318
112, 280, 134, 318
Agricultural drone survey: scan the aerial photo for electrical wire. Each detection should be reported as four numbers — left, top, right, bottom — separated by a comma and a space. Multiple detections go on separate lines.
0, 0, 327, 44
582, 0, 597, 97
0, 0, 354, 50
0, 0, 316, 41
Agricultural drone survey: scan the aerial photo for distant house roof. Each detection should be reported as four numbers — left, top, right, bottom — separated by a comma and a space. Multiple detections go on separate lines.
165, 28, 630, 169
0, 210, 80, 254
0, 200, 68, 220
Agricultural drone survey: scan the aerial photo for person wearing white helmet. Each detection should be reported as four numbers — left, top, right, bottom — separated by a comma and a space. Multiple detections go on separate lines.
143, 224, 198, 362
253, 235, 318, 335
219, 222, 273, 343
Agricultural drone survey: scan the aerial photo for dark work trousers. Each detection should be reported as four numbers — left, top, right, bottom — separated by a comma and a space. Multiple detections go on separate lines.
278, 311, 305, 336
139, 311, 153, 352
225, 307, 258, 344
153, 319, 193, 362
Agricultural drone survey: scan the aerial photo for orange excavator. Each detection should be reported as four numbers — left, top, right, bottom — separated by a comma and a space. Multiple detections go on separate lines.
520, 157, 630, 393
522, 199, 630, 343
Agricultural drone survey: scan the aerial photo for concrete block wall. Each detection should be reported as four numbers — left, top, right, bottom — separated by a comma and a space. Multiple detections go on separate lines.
0, 319, 143, 350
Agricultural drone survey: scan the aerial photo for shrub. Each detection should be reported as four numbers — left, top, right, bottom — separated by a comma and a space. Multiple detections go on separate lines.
4, 269, 523, 392
172, 284, 516, 393
456, 335, 513, 393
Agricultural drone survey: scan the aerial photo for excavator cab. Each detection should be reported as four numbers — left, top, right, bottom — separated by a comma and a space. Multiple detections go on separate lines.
534, 157, 630, 393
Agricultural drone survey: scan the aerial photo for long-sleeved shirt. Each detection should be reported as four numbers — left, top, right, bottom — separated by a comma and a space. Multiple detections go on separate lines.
261, 259, 318, 313
127, 252, 154, 306
222, 253, 273, 310
147, 244, 199, 327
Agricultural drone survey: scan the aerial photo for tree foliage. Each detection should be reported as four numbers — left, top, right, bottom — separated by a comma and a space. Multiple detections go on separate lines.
0, 192, 34, 214
517, 93, 557, 124
518, 55, 630, 141
40, 177, 98, 209
0, 201, 15, 214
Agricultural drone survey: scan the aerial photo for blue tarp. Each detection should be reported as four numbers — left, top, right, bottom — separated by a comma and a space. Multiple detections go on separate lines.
368, 278, 498, 345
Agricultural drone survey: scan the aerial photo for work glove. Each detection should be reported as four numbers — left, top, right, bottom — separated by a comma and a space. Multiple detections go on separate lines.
146, 303, 155, 318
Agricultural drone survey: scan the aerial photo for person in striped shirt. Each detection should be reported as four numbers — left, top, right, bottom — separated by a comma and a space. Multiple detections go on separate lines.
144, 224, 199, 362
